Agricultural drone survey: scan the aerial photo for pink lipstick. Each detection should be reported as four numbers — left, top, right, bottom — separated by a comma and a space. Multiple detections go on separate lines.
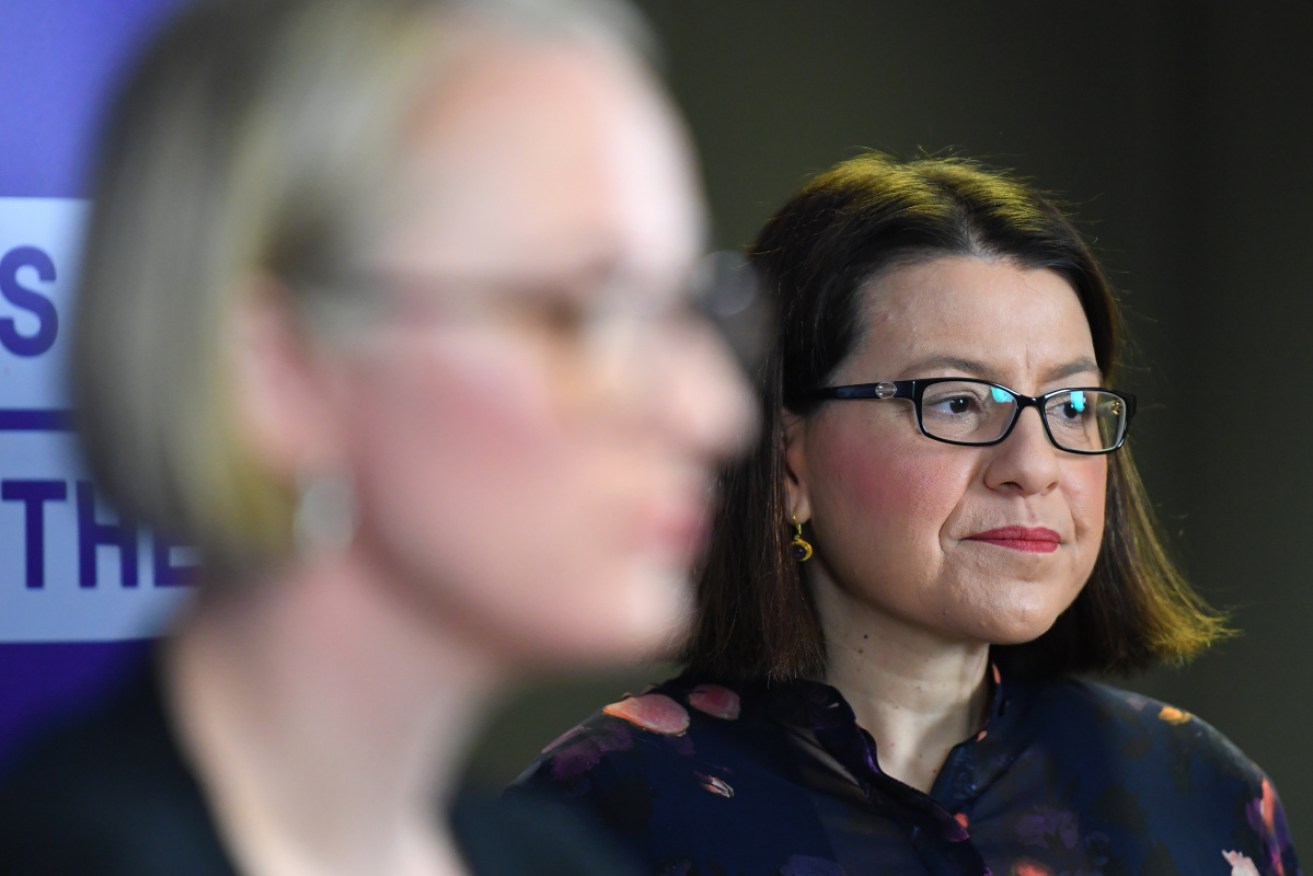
965, 526, 1061, 554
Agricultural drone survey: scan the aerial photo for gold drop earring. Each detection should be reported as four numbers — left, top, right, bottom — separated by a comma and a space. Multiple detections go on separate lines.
790, 514, 813, 563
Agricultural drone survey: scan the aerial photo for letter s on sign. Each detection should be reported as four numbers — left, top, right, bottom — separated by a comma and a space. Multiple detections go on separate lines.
1, 246, 59, 357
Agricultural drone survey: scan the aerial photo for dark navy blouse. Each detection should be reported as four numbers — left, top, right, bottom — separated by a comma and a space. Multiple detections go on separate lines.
510, 670, 1299, 875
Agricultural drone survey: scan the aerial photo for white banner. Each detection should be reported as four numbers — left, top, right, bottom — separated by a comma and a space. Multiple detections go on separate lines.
0, 196, 192, 642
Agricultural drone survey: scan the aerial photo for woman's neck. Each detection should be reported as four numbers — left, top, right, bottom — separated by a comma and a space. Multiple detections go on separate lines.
813, 578, 992, 795
165, 550, 500, 876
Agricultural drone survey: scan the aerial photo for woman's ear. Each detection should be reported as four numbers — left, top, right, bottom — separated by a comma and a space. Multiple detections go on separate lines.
780, 408, 812, 524
228, 276, 345, 482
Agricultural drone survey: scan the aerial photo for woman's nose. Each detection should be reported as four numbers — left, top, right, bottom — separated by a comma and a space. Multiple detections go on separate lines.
981, 405, 1061, 495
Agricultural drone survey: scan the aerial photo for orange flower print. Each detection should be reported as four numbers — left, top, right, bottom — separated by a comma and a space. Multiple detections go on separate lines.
1011, 859, 1052, 876
1222, 850, 1260, 876
603, 693, 690, 736
1245, 778, 1290, 876
1157, 705, 1192, 725
1259, 778, 1278, 836
688, 684, 741, 720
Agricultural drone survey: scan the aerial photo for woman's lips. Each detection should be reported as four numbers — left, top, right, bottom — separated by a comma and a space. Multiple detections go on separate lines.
964, 526, 1061, 554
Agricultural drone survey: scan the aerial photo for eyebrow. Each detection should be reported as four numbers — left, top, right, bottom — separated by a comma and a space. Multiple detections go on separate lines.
900, 355, 1103, 384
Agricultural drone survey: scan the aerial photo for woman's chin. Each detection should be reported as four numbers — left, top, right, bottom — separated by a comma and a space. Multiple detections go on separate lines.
489, 565, 694, 671
979, 614, 1064, 648
958, 598, 1069, 648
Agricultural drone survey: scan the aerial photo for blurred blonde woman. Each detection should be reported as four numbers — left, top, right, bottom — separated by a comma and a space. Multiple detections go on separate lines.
0, 0, 753, 873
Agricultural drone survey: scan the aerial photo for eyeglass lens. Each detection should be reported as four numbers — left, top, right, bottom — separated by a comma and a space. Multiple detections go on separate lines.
919, 380, 1126, 451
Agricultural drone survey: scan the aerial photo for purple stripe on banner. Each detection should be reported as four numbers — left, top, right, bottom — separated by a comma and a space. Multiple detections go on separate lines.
0, 0, 191, 198
0, 408, 74, 431
0, 639, 153, 767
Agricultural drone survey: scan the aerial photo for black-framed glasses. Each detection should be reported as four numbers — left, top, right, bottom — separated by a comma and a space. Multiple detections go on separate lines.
800, 378, 1136, 455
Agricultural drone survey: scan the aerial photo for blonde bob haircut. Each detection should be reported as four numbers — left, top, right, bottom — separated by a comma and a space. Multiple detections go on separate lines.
72, 0, 648, 577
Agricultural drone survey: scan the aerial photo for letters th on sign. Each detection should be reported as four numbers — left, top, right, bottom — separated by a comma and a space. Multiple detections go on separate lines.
1, 197, 194, 643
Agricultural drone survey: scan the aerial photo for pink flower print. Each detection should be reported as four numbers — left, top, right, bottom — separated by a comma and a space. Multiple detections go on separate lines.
545, 722, 634, 782
603, 693, 690, 736
688, 684, 741, 720
1010, 860, 1052, 876
1157, 705, 1192, 725
542, 725, 585, 754
1222, 850, 1261, 876
695, 771, 735, 798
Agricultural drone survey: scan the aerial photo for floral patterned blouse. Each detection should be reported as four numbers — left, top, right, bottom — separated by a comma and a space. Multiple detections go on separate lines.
509, 670, 1299, 876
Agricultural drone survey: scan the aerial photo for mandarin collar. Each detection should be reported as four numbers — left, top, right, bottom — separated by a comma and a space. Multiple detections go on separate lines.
758, 664, 1027, 824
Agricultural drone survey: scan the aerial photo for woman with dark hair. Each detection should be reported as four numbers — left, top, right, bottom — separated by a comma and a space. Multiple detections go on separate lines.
511, 153, 1299, 875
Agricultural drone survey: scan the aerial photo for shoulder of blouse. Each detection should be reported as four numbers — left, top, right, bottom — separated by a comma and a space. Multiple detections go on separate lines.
506, 673, 757, 798
1025, 677, 1298, 871
1018, 676, 1278, 789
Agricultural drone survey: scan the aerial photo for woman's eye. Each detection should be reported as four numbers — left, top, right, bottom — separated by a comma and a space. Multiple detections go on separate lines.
542, 300, 590, 334
1051, 391, 1089, 421
926, 394, 980, 416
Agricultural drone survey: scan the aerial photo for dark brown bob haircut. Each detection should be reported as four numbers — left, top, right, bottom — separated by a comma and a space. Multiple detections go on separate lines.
684, 152, 1230, 683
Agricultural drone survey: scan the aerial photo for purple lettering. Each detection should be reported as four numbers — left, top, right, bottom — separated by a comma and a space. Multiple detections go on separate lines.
0, 246, 59, 357
152, 532, 197, 588
1, 479, 68, 588
76, 481, 138, 588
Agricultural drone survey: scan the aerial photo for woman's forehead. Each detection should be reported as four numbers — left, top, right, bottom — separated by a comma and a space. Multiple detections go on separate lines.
844, 256, 1098, 381
378, 36, 702, 280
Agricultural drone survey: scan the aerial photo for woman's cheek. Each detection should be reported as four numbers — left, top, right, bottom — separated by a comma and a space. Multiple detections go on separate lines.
1065, 457, 1108, 538
814, 434, 964, 577
833, 433, 970, 529
1069, 457, 1108, 579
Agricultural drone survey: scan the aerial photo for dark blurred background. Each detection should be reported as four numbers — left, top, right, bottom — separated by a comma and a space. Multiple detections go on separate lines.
470, 0, 1313, 848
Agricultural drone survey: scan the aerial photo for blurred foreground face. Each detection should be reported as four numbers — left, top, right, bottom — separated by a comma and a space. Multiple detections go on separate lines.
332, 36, 753, 666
